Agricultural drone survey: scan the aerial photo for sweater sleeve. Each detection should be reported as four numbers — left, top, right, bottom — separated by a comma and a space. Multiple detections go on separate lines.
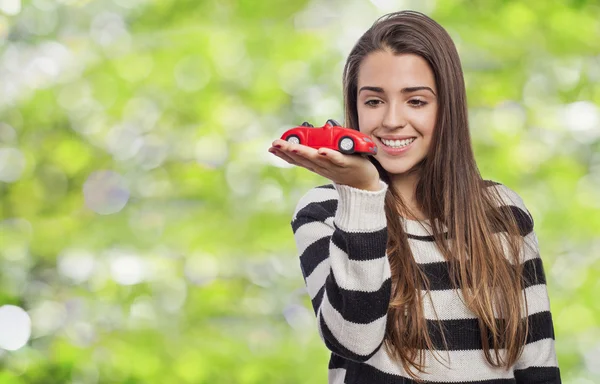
290, 181, 392, 362
492, 183, 561, 383
514, 230, 561, 383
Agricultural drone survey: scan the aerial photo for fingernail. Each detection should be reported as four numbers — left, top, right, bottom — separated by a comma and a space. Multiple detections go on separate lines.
292, 150, 298, 153
274, 144, 282, 148
320, 152, 327, 156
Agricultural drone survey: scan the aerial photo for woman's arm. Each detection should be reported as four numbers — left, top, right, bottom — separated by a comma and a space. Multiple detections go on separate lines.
493, 183, 561, 383
291, 181, 392, 362
514, 230, 561, 383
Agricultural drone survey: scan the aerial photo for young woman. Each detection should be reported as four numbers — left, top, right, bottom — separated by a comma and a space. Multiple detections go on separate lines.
269, 11, 560, 384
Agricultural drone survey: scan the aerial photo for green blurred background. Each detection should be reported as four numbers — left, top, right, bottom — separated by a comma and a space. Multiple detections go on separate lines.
0, 0, 598, 382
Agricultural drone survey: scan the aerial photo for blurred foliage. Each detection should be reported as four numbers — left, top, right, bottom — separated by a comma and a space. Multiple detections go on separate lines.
0, 0, 599, 383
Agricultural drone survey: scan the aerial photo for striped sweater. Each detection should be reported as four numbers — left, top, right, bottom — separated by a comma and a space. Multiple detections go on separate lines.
291, 180, 560, 383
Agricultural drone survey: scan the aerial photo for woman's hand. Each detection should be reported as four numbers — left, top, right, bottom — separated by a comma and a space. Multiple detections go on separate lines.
268, 139, 381, 191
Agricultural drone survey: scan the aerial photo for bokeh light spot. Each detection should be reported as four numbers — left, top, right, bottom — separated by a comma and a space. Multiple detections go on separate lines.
195, 134, 228, 168
108, 250, 145, 285
184, 253, 219, 286
0, 305, 31, 351
0, 0, 21, 16
0, 123, 16, 143
174, 55, 211, 92
83, 170, 130, 215
0, 147, 26, 182
562, 101, 600, 143
57, 248, 96, 284
106, 123, 144, 160
29, 300, 67, 338
90, 12, 128, 47
283, 304, 313, 330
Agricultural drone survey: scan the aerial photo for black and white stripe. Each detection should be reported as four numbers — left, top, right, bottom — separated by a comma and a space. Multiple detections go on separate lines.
291, 181, 560, 383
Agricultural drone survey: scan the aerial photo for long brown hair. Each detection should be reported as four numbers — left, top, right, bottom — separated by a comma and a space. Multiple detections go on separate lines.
342, 11, 529, 378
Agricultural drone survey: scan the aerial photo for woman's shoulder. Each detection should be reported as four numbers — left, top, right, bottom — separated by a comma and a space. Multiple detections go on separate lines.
482, 179, 534, 233
482, 179, 529, 211
292, 184, 339, 222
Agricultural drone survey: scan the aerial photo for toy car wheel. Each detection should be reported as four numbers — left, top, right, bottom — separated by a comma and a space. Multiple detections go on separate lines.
338, 136, 355, 154
286, 135, 300, 145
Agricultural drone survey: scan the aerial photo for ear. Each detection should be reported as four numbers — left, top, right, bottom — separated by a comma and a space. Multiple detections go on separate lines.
326, 119, 340, 127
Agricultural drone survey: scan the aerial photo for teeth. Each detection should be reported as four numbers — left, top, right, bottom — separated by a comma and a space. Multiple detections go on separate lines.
380, 137, 415, 148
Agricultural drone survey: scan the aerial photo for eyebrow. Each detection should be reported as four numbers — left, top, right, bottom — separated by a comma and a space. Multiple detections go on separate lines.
358, 85, 437, 96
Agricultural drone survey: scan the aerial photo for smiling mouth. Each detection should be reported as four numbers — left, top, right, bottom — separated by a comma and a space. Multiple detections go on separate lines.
378, 137, 416, 148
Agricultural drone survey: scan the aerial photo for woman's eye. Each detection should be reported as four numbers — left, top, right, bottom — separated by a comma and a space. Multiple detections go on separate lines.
365, 99, 381, 107
408, 99, 427, 107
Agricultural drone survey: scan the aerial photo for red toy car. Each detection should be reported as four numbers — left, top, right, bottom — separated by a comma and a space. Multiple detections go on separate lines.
280, 119, 378, 155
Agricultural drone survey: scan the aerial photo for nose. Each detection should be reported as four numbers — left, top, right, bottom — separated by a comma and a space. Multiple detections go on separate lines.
381, 102, 407, 129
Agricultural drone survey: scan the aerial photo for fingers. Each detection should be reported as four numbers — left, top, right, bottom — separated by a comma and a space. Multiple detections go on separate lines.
316, 147, 347, 167
273, 144, 337, 172
272, 139, 344, 167
268, 147, 297, 165
269, 148, 326, 176
283, 149, 327, 173
268, 139, 379, 190
269, 141, 341, 176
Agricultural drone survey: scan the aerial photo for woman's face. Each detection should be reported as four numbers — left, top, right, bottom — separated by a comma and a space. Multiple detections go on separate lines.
356, 50, 438, 176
